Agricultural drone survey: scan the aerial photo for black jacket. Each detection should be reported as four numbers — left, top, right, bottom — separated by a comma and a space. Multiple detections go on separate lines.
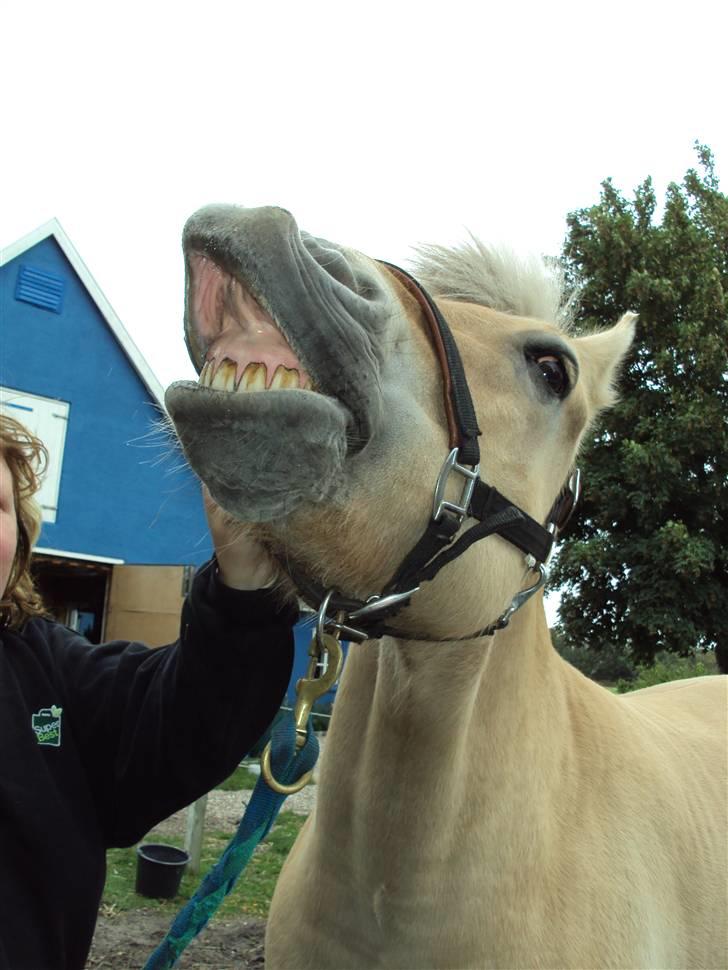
0, 562, 295, 970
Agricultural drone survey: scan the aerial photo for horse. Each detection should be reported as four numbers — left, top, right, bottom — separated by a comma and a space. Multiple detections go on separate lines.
166, 205, 727, 970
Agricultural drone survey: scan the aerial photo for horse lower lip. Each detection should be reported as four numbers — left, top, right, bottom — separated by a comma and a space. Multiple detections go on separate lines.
165, 378, 351, 521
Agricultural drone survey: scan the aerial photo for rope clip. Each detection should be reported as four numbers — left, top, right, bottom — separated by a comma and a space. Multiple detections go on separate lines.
261, 591, 344, 795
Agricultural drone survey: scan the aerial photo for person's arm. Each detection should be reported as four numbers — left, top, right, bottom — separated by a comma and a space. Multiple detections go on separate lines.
57, 559, 296, 847
60, 494, 295, 846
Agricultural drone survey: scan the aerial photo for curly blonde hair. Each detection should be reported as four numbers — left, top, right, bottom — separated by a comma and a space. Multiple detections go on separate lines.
0, 412, 48, 628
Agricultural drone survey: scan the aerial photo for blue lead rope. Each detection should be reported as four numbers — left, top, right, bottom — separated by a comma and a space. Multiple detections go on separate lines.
143, 714, 319, 970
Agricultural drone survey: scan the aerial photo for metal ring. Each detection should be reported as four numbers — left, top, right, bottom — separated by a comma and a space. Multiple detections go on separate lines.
260, 742, 313, 795
316, 588, 336, 650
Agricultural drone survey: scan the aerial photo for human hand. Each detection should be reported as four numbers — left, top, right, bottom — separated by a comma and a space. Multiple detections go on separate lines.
203, 486, 277, 590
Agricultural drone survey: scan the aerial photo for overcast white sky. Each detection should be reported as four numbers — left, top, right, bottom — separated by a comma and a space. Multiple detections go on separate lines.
3, 0, 726, 392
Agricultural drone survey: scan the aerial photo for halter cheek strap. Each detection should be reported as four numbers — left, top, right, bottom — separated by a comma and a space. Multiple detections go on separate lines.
375, 263, 558, 598
379, 261, 481, 466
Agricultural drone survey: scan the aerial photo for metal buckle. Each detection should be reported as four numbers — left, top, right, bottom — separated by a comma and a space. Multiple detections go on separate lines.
567, 468, 582, 520
492, 563, 547, 631
552, 468, 582, 535
312, 587, 422, 644
348, 588, 420, 624
539, 467, 582, 568
313, 589, 368, 643
432, 448, 480, 523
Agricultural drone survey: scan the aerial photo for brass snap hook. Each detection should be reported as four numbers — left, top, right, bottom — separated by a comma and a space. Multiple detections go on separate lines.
261, 592, 345, 795
260, 744, 314, 796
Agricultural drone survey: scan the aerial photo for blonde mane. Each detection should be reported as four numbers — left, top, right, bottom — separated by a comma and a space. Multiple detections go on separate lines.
411, 236, 577, 329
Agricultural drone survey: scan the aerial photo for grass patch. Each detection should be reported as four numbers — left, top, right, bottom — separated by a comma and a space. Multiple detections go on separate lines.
215, 764, 260, 791
103, 812, 306, 919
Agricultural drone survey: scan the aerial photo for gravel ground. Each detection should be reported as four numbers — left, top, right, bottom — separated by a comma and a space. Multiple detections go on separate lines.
87, 913, 266, 968
147, 777, 317, 840
88, 774, 317, 967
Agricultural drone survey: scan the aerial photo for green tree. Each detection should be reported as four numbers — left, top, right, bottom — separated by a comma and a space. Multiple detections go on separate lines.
551, 145, 727, 665
551, 627, 637, 684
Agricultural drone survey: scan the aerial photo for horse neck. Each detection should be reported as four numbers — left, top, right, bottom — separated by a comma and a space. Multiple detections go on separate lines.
317, 597, 572, 832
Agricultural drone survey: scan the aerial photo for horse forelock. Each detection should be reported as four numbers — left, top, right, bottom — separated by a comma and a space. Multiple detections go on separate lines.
410, 235, 578, 330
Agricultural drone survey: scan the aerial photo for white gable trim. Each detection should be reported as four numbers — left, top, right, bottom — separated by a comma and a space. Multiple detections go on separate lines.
1, 219, 165, 406
34, 546, 125, 565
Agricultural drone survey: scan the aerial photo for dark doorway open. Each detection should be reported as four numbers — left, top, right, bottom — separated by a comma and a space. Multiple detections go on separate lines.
32, 555, 111, 644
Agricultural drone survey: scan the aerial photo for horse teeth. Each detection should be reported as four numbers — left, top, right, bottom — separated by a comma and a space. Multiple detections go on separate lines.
210, 360, 237, 391
239, 362, 267, 391
269, 365, 300, 389
199, 359, 312, 393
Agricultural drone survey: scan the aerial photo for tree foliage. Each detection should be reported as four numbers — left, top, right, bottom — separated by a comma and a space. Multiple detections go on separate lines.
552, 145, 727, 665
551, 627, 637, 684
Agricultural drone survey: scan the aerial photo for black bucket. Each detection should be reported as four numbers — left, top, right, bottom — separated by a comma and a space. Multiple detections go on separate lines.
135, 843, 189, 899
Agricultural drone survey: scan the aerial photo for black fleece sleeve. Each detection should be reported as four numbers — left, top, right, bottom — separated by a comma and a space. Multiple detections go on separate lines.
57, 560, 296, 846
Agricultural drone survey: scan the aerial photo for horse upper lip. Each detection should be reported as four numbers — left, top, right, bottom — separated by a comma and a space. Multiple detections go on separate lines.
185, 251, 317, 392
182, 204, 391, 449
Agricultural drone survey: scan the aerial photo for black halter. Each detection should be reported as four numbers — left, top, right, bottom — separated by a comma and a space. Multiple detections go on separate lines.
292, 262, 581, 643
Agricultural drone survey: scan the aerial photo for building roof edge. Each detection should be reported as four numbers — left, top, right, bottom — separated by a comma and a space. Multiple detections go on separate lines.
1, 219, 166, 406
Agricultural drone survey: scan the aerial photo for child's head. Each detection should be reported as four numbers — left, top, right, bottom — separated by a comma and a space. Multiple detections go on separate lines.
0, 413, 47, 628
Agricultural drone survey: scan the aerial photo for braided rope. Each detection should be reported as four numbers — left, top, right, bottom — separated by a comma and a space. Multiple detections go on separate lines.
143, 715, 319, 970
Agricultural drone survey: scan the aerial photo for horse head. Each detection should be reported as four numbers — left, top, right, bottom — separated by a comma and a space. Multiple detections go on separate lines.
166, 204, 634, 640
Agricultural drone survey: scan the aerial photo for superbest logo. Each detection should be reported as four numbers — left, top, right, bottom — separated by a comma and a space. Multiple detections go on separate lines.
32, 705, 63, 747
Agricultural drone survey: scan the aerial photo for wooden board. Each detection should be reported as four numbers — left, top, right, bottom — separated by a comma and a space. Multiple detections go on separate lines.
104, 564, 193, 647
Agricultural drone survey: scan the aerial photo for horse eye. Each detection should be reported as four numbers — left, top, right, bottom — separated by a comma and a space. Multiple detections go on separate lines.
536, 355, 569, 397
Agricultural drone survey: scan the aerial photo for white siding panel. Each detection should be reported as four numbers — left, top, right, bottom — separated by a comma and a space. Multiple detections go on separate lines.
0, 386, 70, 524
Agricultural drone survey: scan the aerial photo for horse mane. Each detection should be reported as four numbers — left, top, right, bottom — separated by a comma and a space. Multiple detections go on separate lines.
411, 236, 577, 330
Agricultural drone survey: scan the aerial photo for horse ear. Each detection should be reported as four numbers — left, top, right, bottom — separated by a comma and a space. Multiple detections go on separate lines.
572, 312, 637, 412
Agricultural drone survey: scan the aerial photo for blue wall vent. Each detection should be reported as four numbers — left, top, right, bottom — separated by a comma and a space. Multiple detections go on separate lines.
15, 264, 66, 313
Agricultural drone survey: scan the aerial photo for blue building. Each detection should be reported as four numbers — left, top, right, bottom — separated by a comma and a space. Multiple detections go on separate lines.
1, 219, 211, 643
1, 220, 343, 712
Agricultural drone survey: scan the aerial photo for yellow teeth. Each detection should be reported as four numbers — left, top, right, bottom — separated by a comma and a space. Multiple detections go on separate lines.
214, 360, 238, 391
239, 363, 267, 391
198, 360, 312, 392
270, 365, 303, 389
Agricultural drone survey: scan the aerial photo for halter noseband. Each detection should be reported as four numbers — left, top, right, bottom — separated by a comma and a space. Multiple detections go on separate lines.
294, 261, 581, 644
